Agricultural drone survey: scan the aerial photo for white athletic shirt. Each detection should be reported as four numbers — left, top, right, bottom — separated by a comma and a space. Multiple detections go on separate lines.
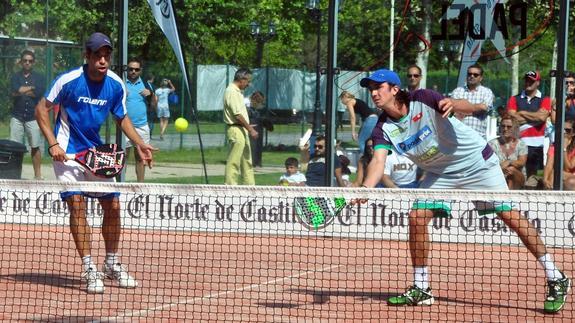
372, 89, 492, 176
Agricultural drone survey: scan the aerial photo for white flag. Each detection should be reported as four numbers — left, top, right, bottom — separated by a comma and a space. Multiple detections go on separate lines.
147, 0, 190, 98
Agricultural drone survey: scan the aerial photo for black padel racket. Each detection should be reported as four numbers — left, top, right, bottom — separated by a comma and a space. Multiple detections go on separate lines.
68, 144, 126, 178
294, 197, 346, 230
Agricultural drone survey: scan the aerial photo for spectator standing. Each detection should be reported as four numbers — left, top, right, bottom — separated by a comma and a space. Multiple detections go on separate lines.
488, 115, 527, 189
144, 73, 157, 139
406, 64, 422, 92
154, 78, 175, 140
10, 49, 46, 180
223, 68, 258, 185
507, 71, 551, 184
339, 91, 378, 154
245, 91, 265, 167
450, 64, 495, 139
300, 135, 344, 187
125, 58, 155, 182
382, 151, 419, 188
278, 157, 306, 186
35, 32, 156, 294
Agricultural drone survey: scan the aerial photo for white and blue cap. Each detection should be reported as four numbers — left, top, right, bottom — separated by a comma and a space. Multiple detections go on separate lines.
360, 69, 401, 88
85, 32, 113, 52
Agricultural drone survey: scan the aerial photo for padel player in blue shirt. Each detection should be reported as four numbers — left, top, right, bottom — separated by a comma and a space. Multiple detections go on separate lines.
35, 32, 156, 294
358, 69, 570, 313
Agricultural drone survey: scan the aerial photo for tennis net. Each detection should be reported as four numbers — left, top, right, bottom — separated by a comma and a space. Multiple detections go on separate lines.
0, 179, 573, 321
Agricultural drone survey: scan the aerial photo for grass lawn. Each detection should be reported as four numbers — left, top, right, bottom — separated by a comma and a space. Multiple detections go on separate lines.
145, 172, 285, 185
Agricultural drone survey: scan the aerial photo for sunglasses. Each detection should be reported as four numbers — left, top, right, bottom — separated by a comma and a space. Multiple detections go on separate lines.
467, 73, 481, 78
565, 128, 573, 134
408, 74, 420, 78
128, 67, 141, 72
315, 145, 324, 149
566, 81, 575, 86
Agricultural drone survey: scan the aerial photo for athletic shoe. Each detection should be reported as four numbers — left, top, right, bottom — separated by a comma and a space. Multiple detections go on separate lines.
387, 285, 435, 306
544, 272, 571, 313
82, 267, 105, 294
103, 263, 138, 288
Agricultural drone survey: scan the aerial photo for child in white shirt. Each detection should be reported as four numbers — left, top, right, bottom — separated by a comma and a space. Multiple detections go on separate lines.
278, 157, 306, 186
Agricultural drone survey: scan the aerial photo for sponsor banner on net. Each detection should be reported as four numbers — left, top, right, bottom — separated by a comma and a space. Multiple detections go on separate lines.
0, 187, 573, 248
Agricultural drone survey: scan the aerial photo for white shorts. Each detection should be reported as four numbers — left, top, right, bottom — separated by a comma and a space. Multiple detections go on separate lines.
10, 117, 43, 148
53, 160, 118, 200
415, 155, 512, 217
157, 105, 170, 118
125, 125, 150, 148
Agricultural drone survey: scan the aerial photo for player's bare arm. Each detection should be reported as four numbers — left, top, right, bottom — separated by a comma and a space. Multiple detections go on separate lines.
35, 97, 66, 162
363, 148, 388, 188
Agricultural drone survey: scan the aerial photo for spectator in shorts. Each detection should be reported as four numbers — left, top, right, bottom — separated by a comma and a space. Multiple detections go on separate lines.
155, 78, 175, 140
488, 115, 527, 189
10, 49, 46, 180
507, 71, 551, 187
278, 157, 306, 186
339, 91, 378, 155
449, 63, 495, 139
125, 57, 155, 182
35, 32, 156, 294
357, 68, 569, 313
300, 135, 345, 187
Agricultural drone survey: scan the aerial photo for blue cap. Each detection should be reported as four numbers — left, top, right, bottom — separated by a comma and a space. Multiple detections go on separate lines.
360, 69, 401, 88
85, 32, 113, 52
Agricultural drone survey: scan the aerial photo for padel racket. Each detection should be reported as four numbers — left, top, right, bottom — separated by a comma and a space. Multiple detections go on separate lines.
67, 144, 126, 178
294, 197, 346, 230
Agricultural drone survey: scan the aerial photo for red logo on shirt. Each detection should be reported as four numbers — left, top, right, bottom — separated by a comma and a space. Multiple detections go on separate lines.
412, 112, 423, 122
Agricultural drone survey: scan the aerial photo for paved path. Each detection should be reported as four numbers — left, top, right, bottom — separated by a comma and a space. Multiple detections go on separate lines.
19, 162, 285, 182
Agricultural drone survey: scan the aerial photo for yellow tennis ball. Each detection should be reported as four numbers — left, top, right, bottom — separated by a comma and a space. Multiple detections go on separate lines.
175, 117, 188, 133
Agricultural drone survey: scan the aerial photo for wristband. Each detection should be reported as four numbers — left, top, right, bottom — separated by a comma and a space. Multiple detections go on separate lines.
49, 143, 59, 149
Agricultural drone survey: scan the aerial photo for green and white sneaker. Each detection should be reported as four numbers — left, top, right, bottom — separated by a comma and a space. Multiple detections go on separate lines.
544, 272, 571, 313
387, 285, 435, 306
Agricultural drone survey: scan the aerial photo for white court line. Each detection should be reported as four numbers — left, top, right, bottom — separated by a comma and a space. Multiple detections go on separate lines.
95, 264, 343, 322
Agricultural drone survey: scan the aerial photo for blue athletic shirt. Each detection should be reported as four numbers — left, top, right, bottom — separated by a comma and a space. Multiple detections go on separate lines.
45, 65, 127, 154
371, 89, 492, 176
125, 77, 148, 127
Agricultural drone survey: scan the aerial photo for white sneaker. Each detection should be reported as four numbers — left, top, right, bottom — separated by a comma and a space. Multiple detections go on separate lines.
103, 263, 138, 288
82, 267, 105, 294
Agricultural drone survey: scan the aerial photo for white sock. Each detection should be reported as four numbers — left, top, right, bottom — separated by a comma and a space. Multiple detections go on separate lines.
538, 254, 562, 281
105, 253, 119, 268
82, 255, 94, 272
414, 266, 429, 290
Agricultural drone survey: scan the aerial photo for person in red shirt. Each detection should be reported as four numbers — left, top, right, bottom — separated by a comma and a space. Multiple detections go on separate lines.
507, 71, 551, 185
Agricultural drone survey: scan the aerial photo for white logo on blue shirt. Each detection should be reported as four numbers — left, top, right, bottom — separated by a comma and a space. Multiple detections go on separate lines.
77, 96, 107, 105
